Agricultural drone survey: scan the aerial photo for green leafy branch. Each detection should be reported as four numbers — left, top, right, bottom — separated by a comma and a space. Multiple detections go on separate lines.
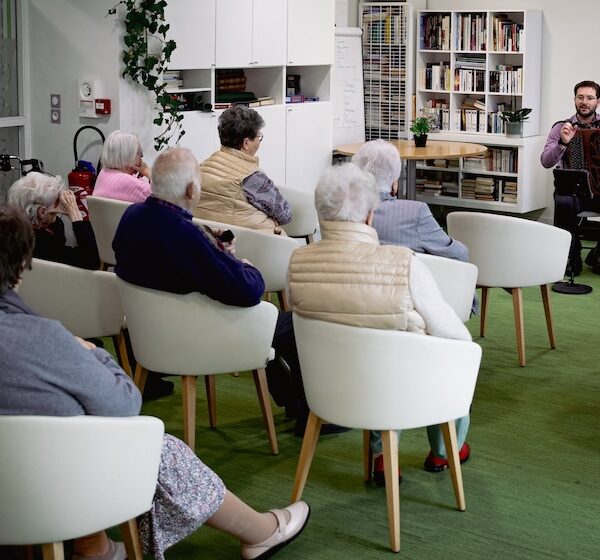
108, 0, 185, 151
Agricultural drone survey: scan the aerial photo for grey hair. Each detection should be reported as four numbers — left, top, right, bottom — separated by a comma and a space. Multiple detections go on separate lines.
151, 147, 200, 204
101, 130, 140, 170
314, 163, 380, 223
351, 139, 401, 194
8, 172, 66, 226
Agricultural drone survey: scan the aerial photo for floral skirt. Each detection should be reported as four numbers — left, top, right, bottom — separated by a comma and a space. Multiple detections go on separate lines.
138, 434, 226, 560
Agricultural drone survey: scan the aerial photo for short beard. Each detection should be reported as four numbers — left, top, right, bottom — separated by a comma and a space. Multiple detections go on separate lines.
577, 107, 596, 120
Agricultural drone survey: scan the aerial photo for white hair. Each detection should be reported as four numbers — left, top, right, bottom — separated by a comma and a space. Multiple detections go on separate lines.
8, 172, 66, 226
351, 139, 402, 194
101, 130, 140, 170
151, 147, 200, 204
314, 163, 380, 223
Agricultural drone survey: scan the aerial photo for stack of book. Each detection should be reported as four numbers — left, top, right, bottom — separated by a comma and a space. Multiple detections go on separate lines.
461, 178, 477, 199
454, 55, 486, 92
442, 180, 459, 197
463, 153, 490, 171
216, 69, 247, 93
475, 177, 496, 201
248, 96, 276, 107
502, 180, 518, 203
162, 70, 183, 90
421, 179, 443, 196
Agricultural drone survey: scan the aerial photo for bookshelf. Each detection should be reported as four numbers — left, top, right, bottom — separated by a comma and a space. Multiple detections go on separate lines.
359, 1, 413, 141
415, 132, 546, 214
414, 9, 545, 214
416, 9, 541, 137
160, 0, 335, 195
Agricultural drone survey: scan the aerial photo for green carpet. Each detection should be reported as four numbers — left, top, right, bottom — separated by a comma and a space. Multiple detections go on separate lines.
117, 255, 600, 559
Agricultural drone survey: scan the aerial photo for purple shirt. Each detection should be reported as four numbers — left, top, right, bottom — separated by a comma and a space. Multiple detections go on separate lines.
541, 113, 600, 169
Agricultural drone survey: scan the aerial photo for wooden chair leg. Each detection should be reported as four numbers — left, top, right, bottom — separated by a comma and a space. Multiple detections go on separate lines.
440, 421, 466, 511
120, 518, 144, 560
480, 286, 489, 338
204, 375, 217, 428
115, 331, 132, 377
540, 284, 556, 349
511, 287, 526, 366
277, 290, 289, 311
253, 368, 279, 455
133, 364, 148, 393
41, 543, 64, 560
363, 429, 373, 482
291, 411, 322, 502
381, 430, 400, 553
182, 376, 197, 451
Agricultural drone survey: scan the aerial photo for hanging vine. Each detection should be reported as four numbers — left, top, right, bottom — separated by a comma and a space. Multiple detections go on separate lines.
108, 0, 185, 151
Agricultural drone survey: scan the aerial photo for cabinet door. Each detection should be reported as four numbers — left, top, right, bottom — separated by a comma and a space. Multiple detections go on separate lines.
287, 0, 335, 66
255, 105, 286, 187
166, 0, 216, 69
285, 102, 332, 193
252, 0, 287, 67
177, 112, 218, 163
216, 0, 253, 68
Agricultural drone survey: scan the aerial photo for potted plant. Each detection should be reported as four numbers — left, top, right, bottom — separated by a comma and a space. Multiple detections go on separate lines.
410, 116, 431, 147
499, 107, 532, 138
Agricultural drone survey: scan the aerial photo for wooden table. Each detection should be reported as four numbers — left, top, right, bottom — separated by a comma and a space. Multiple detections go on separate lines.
335, 139, 488, 200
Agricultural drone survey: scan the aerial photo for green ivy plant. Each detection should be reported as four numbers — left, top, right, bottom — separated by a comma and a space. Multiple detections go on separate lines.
108, 0, 185, 151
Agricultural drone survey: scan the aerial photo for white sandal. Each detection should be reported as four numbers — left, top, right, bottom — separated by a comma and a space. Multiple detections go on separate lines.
241, 501, 310, 560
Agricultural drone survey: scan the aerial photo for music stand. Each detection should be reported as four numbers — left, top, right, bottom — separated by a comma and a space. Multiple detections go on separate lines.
552, 168, 593, 295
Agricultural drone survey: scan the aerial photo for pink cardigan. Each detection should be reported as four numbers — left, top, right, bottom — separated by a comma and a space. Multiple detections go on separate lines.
93, 168, 152, 203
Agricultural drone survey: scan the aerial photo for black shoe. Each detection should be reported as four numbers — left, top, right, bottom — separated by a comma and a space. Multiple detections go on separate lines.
142, 377, 175, 402
293, 417, 351, 437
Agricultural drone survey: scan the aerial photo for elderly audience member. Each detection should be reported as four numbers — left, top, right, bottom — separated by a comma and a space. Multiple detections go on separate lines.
93, 129, 152, 203
0, 204, 309, 560
352, 139, 468, 261
288, 163, 472, 485
8, 172, 99, 269
196, 106, 291, 234
113, 147, 341, 436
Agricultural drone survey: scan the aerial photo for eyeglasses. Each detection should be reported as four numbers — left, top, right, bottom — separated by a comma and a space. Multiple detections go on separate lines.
257, 133, 264, 142
575, 95, 597, 102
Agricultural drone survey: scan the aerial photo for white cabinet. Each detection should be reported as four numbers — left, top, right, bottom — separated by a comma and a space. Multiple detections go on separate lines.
287, 0, 335, 66
255, 105, 286, 187
173, 112, 219, 163
216, 0, 286, 68
285, 102, 333, 193
165, 0, 216, 70
416, 10, 542, 137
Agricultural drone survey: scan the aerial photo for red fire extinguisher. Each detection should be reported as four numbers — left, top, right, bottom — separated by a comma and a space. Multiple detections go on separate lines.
68, 126, 106, 220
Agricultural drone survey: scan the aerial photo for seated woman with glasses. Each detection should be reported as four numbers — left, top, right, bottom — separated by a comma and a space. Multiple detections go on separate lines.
196, 106, 291, 234
93, 129, 152, 203
8, 172, 100, 270
0, 204, 309, 560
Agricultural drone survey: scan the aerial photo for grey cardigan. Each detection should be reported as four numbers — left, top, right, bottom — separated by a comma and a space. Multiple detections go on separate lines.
0, 289, 141, 416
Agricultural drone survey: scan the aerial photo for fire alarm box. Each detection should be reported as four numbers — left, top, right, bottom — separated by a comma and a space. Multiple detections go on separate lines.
95, 98, 111, 115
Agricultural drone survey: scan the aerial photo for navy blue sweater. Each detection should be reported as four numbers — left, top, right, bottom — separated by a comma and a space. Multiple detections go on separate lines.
113, 196, 265, 307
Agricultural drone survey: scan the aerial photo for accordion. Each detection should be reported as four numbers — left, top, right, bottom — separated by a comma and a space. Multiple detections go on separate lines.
564, 126, 600, 196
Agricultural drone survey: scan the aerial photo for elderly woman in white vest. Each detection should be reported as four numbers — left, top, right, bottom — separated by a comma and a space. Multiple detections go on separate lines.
288, 162, 472, 485
196, 106, 291, 234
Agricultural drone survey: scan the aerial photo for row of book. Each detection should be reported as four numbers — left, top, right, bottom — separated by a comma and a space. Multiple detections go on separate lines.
419, 63, 451, 91
455, 13, 487, 51
419, 13, 451, 50
362, 11, 407, 45
489, 67, 522, 94
417, 176, 518, 203
491, 15, 523, 52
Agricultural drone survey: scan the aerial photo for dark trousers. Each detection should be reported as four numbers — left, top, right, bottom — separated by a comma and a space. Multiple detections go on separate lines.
266, 311, 308, 415
554, 191, 600, 263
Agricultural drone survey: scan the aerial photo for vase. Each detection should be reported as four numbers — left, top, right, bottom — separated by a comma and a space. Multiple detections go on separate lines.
505, 122, 523, 138
414, 134, 428, 147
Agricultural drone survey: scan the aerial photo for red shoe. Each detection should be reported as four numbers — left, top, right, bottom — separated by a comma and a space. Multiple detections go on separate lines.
372, 455, 403, 487
424, 442, 471, 473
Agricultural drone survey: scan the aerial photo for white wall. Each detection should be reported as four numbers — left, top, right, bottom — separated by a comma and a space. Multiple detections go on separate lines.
28, 0, 121, 178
